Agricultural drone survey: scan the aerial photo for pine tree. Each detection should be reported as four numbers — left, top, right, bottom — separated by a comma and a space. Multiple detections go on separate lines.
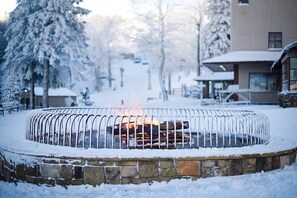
202, 0, 231, 60
4, 0, 90, 108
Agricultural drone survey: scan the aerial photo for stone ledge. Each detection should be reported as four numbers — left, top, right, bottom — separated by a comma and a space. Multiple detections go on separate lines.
0, 147, 296, 186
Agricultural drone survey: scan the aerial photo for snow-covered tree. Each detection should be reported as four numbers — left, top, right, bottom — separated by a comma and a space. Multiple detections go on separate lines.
4, 0, 90, 108
202, 0, 231, 60
86, 15, 127, 91
0, 20, 8, 102
185, 0, 207, 77
131, 0, 182, 101
0, 20, 7, 65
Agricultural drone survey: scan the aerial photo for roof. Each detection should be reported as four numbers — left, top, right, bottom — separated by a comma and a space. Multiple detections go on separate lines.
193, 72, 234, 81
34, 87, 78, 97
270, 40, 297, 70
203, 51, 282, 65
202, 51, 282, 72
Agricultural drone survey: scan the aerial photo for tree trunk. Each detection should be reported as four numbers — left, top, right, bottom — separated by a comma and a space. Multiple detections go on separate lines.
29, 62, 35, 109
43, 60, 50, 108
197, 23, 201, 77
158, 0, 168, 101
95, 66, 102, 92
29, 73, 35, 110
108, 52, 112, 88
168, 73, 172, 95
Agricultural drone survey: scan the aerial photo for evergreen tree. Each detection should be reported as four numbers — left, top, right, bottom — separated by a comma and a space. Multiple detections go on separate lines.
4, 0, 90, 108
202, 0, 231, 60
0, 20, 8, 102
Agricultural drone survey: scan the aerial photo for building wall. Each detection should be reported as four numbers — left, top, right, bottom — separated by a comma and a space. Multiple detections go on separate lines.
36, 96, 76, 107
231, 0, 297, 51
238, 62, 280, 103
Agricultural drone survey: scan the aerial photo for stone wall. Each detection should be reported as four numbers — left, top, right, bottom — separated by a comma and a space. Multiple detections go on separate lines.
278, 92, 297, 108
0, 148, 296, 186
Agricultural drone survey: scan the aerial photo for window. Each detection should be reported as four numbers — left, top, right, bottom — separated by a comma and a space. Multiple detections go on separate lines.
238, 0, 249, 4
290, 58, 297, 90
250, 73, 280, 92
268, 32, 282, 49
282, 60, 289, 91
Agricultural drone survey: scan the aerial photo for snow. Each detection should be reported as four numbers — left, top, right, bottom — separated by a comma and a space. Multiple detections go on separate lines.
34, 87, 78, 97
270, 40, 297, 70
203, 51, 282, 64
1, 58, 297, 197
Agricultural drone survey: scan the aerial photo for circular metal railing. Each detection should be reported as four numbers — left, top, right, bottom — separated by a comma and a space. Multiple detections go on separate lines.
25, 107, 270, 149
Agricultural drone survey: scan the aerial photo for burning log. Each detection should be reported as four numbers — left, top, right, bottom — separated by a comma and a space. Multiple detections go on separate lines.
106, 120, 189, 135
159, 120, 189, 131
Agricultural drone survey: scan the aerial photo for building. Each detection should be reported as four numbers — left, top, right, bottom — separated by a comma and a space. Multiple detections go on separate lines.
203, 0, 297, 104
21, 87, 78, 108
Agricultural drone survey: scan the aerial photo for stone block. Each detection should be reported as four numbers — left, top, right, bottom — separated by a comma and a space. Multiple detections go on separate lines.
203, 160, 215, 167
280, 155, 290, 169
40, 164, 61, 178
87, 160, 101, 166
138, 161, 159, 178
60, 159, 85, 165
121, 166, 138, 177
289, 153, 296, 164
118, 161, 137, 166
71, 179, 83, 185
160, 168, 176, 177
256, 157, 266, 172
230, 159, 243, 176
176, 160, 200, 177
42, 159, 59, 164
0, 159, 3, 175
61, 165, 73, 180
272, 156, 280, 170
83, 166, 105, 186
26, 176, 36, 184
4, 167, 12, 182
160, 160, 174, 169
244, 166, 256, 174
74, 166, 83, 179
265, 157, 272, 171
105, 167, 120, 184
56, 179, 71, 186
16, 164, 26, 180
26, 165, 40, 177
217, 160, 230, 168
121, 177, 132, 184
247, 158, 257, 166
40, 178, 56, 186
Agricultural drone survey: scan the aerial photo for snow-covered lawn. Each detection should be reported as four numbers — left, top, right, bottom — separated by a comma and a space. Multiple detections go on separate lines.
1, 59, 297, 197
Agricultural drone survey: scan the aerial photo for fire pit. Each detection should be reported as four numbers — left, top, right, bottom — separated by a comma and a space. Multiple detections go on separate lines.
26, 108, 270, 149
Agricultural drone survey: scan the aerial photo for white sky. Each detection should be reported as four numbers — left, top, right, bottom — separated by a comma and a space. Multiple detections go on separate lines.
0, 0, 133, 19
0, 0, 16, 19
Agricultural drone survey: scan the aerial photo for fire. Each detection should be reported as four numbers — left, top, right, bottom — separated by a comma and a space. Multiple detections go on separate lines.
112, 107, 159, 128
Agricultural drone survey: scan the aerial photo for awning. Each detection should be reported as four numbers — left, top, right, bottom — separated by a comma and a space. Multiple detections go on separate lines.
194, 72, 234, 81
203, 51, 282, 72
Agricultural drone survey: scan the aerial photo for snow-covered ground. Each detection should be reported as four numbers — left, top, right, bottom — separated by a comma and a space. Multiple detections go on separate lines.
1, 59, 297, 197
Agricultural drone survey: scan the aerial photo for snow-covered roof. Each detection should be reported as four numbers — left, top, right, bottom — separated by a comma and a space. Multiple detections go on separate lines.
203, 51, 282, 65
270, 40, 297, 70
34, 87, 78, 97
194, 72, 234, 81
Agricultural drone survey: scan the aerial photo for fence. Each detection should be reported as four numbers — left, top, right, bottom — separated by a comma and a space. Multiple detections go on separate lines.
25, 107, 270, 149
